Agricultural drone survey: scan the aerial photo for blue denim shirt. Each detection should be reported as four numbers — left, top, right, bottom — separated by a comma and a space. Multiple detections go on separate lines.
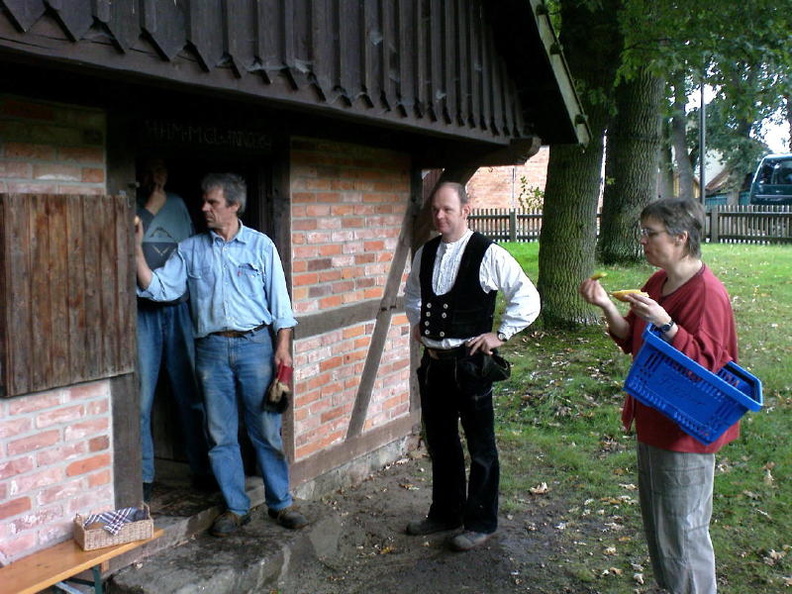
139, 222, 298, 338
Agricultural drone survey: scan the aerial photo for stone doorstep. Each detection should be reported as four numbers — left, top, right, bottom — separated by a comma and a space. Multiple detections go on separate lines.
105, 438, 417, 593
107, 483, 338, 594
93, 479, 266, 587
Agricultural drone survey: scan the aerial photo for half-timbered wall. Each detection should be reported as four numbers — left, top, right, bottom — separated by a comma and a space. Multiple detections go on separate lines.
289, 138, 413, 468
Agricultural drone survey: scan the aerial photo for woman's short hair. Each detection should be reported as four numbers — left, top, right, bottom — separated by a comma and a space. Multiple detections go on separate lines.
641, 198, 705, 258
201, 173, 247, 215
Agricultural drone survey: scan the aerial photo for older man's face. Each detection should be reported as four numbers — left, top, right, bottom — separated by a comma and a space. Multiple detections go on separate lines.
201, 187, 239, 231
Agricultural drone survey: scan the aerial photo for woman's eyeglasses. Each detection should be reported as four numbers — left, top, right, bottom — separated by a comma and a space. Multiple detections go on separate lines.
638, 227, 667, 238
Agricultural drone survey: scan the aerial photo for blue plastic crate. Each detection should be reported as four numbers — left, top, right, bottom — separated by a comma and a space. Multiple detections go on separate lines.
624, 325, 762, 445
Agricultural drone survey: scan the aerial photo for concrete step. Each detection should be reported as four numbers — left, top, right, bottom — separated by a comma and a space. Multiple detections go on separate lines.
110, 497, 337, 594
108, 442, 423, 593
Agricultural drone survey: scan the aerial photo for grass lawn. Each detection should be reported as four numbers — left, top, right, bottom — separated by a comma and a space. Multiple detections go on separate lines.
495, 242, 792, 593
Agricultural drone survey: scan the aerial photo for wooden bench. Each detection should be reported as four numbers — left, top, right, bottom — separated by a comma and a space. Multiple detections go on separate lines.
0, 528, 163, 594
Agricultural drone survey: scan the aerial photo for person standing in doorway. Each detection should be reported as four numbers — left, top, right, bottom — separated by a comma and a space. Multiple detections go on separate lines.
136, 158, 212, 503
135, 172, 308, 536
403, 181, 541, 551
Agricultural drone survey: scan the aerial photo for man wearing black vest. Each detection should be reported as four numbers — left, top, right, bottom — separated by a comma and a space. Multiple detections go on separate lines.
404, 181, 541, 551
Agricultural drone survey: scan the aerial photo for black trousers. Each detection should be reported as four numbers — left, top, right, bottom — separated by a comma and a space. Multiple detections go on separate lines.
417, 350, 499, 534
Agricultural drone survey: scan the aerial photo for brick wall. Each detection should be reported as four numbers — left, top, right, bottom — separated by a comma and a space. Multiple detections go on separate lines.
289, 138, 413, 460
0, 382, 114, 564
466, 146, 549, 209
0, 95, 114, 565
0, 94, 106, 195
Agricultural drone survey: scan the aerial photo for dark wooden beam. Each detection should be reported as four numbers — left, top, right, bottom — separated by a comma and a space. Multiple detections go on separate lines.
296, 298, 403, 340
111, 373, 142, 508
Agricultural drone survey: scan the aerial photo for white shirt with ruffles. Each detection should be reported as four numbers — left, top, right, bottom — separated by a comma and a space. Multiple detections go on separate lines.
404, 229, 541, 349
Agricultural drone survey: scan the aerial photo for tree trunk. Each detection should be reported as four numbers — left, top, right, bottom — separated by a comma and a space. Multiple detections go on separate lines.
539, 141, 606, 327
598, 69, 665, 264
657, 119, 675, 199
537, 0, 623, 327
786, 95, 792, 152
670, 75, 695, 200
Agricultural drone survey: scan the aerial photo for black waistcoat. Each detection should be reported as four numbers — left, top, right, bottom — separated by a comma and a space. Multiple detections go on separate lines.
418, 232, 496, 341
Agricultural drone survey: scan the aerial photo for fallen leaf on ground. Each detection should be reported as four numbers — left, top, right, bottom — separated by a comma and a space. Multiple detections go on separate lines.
399, 483, 419, 491
763, 549, 787, 566
530, 482, 550, 494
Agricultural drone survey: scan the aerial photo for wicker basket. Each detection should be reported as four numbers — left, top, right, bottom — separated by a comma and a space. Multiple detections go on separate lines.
73, 504, 154, 551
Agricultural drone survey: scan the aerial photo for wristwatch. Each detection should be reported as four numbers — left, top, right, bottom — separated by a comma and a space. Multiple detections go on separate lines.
659, 320, 676, 333
497, 331, 508, 342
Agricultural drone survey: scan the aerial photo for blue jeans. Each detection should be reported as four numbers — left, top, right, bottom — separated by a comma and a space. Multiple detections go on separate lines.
195, 328, 292, 516
417, 350, 500, 534
137, 302, 210, 483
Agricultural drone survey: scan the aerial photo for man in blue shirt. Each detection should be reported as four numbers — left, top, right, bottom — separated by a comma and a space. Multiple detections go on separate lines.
135, 172, 308, 536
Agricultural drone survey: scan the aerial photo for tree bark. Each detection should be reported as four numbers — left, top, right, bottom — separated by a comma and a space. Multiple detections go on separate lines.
670, 75, 696, 201
786, 95, 792, 152
657, 119, 675, 199
598, 69, 665, 264
540, 142, 606, 327
537, 0, 623, 327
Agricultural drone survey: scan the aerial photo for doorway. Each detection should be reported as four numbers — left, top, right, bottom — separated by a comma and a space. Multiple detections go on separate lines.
134, 150, 275, 510
140, 155, 271, 234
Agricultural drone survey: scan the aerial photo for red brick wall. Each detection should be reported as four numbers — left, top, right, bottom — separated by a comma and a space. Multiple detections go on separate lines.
0, 95, 114, 565
289, 138, 413, 460
0, 383, 115, 564
466, 146, 549, 209
0, 94, 106, 195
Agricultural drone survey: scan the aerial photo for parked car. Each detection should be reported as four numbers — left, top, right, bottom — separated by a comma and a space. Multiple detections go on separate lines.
749, 153, 792, 205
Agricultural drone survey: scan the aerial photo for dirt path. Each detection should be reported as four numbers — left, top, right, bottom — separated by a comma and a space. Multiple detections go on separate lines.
276, 449, 609, 594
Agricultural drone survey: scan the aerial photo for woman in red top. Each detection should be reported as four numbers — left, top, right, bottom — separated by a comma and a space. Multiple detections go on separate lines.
579, 198, 738, 594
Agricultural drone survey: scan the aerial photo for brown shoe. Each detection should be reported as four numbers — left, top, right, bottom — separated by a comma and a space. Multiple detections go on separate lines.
210, 511, 251, 537
268, 507, 309, 529
405, 517, 462, 536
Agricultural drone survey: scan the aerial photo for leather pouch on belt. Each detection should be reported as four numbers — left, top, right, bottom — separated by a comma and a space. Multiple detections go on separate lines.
263, 362, 292, 413
459, 350, 511, 382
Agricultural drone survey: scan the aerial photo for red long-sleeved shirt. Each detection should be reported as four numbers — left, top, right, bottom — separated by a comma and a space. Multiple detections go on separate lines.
613, 264, 739, 453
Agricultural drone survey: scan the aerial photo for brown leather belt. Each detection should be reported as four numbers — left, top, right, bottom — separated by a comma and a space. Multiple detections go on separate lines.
425, 346, 467, 360
211, 323, 267, 338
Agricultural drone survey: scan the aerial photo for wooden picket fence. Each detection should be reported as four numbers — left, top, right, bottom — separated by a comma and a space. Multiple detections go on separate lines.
708, 205, 792, 244
468, 208, 544, 242
469, 205, 792, 245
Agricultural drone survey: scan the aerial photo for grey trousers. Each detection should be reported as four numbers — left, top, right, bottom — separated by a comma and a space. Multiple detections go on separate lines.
637, 443, 717, 594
